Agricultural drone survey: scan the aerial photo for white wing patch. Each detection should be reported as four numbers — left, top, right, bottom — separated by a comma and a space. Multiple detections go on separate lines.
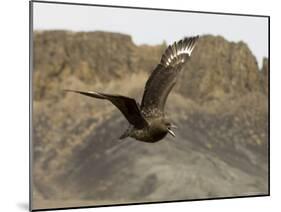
160, 36, 199, 68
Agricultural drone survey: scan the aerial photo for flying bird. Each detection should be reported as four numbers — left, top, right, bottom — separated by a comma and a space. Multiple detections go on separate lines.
66, 36, 199, 143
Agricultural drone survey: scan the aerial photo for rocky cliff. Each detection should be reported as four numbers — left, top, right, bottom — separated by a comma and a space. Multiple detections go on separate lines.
33, 31, 267, 102
32, 31, 268, 210
33, 30, 165, 100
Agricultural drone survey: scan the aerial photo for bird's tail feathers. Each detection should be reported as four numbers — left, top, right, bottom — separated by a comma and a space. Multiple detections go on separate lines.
160, 35, 199, 68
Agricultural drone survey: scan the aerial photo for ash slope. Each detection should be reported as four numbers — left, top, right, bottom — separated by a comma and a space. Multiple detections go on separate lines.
32, 31, 268, 209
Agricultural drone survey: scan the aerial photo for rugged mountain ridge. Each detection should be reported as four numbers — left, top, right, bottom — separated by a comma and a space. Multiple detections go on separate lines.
33, 30, 165, 100
33, 31, 268, 101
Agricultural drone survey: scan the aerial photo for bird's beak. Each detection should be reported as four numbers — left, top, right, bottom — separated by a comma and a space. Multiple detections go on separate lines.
167, 128, 176, 137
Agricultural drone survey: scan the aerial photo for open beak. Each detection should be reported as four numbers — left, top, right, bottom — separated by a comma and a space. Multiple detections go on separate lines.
167, 128, 176, 137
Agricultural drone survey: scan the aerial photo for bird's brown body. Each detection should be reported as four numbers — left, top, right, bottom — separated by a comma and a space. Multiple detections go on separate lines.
123, 117, 170, 143
66, 36, 199, 143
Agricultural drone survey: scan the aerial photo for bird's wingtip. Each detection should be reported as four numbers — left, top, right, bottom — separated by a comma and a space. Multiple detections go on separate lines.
160, 35, 199, 67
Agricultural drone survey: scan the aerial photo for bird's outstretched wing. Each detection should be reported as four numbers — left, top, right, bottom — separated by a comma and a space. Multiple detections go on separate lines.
65, 90, 148, 129
141, 36, 199, 117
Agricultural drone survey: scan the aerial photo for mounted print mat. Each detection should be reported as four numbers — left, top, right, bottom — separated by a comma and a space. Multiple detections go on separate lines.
30, 1, 269, 211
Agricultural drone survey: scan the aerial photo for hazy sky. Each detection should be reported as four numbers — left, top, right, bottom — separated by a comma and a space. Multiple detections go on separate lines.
33, 2, 268, 67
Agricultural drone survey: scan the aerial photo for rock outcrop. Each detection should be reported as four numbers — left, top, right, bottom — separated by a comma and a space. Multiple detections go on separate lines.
177, 35, 262, 101
33, 30, 165, 100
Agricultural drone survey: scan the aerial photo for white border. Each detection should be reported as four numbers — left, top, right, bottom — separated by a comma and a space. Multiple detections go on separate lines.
1, 0, 278, 212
